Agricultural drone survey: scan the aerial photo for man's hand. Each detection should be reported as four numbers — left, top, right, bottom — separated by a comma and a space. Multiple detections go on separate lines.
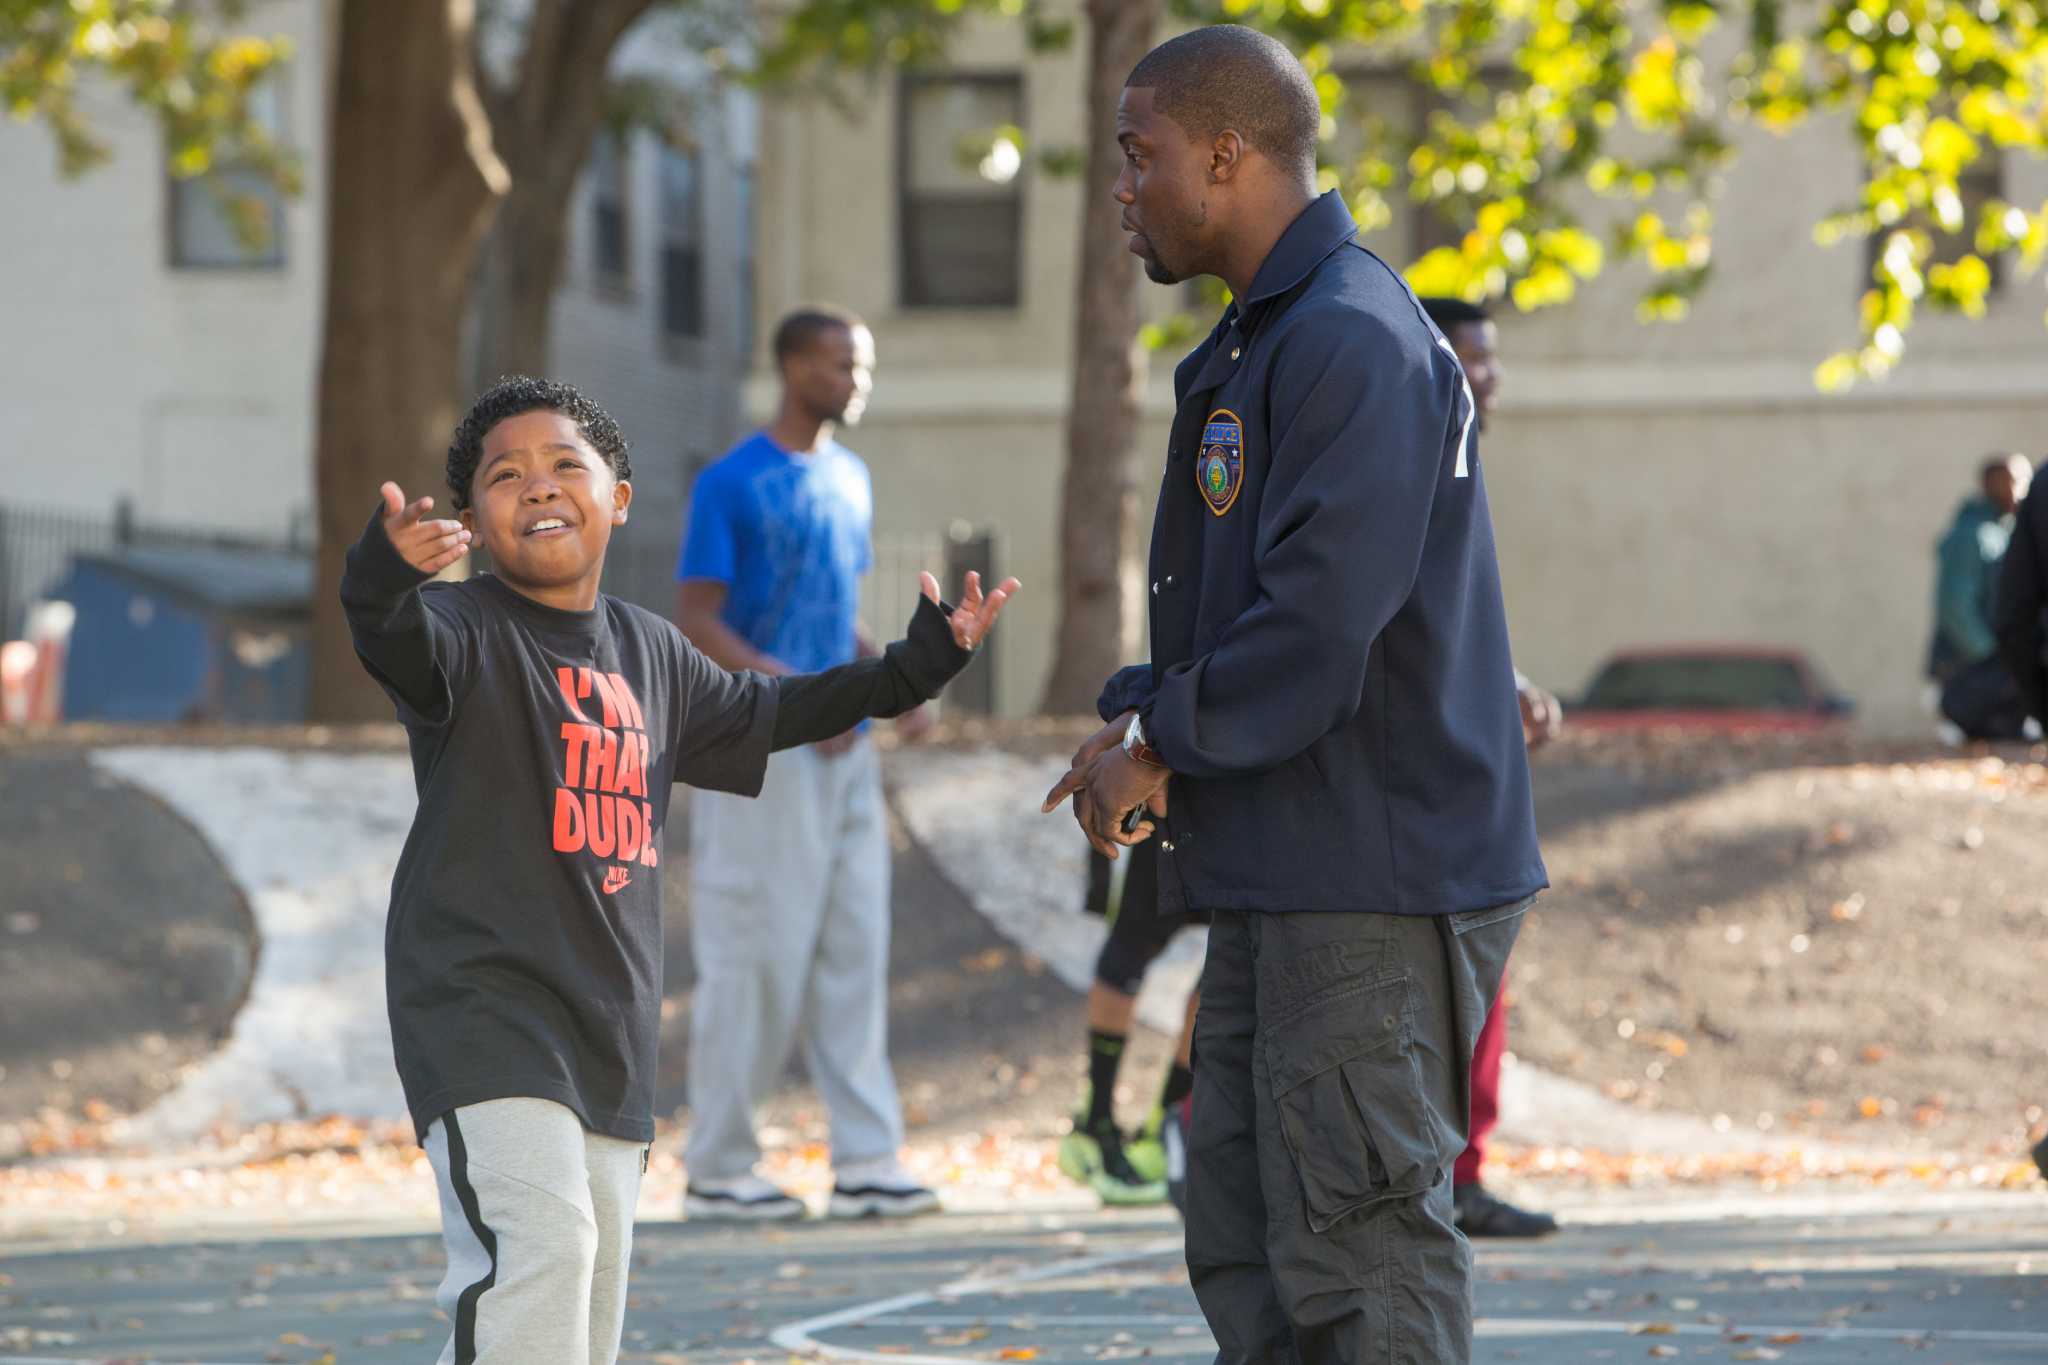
1518, 680, 1563, 750
1042, 743, 1171, 859
380, 482, 470, 575
920, 570, 1020, 651
1070, 711, 1136, 775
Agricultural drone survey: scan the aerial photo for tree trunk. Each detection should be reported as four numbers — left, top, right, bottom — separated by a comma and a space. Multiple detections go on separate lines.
1038, 0, 1162, 714
471, 0, 656, 387
307, 0, 509, 722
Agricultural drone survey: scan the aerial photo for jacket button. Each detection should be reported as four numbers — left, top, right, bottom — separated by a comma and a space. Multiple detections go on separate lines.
1161, 841, 1175, 853
1151, 581, 1159, 595
1165, 575, 1174, 586
1230, 347, 1241, 360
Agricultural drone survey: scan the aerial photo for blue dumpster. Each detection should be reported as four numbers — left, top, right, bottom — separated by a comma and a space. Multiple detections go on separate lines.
53, 544, 312, 722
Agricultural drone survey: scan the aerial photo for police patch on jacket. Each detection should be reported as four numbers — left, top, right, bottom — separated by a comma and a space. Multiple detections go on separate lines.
1199, 409, 1244, 516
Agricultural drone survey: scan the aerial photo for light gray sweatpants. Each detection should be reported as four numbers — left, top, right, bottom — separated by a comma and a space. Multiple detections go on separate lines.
424, 1097, 647, 1365
685, 737, 901, 1180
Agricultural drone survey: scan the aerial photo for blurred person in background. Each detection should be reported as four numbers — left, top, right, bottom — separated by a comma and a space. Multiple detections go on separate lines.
674, 306, 940, 1222
1995, 459, 2048, 733
1930, 453, 2033, 741
1058, 836, 1201, 1206
1423, 295, 1562, 1239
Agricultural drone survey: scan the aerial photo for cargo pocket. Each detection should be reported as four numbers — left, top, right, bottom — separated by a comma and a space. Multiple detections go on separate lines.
1265, 976, 1441, 1234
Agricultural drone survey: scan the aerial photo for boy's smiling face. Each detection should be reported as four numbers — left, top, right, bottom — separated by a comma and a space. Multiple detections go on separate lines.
461, 410, 631, 608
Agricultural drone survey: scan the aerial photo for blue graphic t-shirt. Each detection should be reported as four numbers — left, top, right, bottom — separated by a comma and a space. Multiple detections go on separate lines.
677, 432, 873, 675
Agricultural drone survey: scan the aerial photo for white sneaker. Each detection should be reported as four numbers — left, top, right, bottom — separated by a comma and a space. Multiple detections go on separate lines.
684, 1173, 806, 1223
827, 1158, 941, 1220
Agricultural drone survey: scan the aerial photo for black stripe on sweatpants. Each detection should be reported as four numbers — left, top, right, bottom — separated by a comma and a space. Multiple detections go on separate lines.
445, 1110, 499, 1364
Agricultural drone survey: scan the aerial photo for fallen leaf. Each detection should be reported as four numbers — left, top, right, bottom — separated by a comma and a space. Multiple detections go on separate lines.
1860, 1045, 1890, 1064
1732, 1352, 1783, 1362
1767, 1334, 1804, 1345
998, 1350, 1040, 1361
1632, 1323, 1677, 1335
1649, 1348, 1680, 1359
929, 1328, 989, 1346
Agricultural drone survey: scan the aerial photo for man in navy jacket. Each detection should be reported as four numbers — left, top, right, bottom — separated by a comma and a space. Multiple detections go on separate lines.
1043, 25, 1546, 1363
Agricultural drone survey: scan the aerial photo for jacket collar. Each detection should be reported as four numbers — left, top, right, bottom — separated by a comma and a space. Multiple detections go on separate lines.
1242, 190, 1359, 307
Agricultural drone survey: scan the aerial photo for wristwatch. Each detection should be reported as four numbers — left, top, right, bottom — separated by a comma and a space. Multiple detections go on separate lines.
1123, 713, 1166, 767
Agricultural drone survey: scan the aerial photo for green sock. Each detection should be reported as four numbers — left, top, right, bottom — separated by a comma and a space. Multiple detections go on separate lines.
1086, 1029, 1125, 1127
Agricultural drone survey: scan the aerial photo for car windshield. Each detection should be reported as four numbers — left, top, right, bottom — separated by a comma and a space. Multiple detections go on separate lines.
1582, 657, 1809, 711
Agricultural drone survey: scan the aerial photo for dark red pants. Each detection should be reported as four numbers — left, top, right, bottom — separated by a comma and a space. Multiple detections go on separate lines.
1454, 971, 1507, 1187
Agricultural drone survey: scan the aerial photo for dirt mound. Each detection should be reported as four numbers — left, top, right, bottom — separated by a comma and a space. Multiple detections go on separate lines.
1515, 736, 2048, 1159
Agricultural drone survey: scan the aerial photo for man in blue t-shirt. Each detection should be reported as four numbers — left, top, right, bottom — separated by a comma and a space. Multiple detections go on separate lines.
674, 306, 938, 1221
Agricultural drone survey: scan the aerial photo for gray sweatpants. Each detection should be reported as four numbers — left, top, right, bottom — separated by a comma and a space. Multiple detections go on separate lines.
424, 1097, 647, 1365
1185, 898, 1529, 1365
685, 738, 902, 1180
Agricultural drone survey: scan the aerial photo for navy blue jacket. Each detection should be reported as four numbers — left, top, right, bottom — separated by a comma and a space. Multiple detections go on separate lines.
1098, 192, 1546, 916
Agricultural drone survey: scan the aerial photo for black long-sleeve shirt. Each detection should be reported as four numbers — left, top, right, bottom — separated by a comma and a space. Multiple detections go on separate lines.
339, 510, 971, 1141
1995, 484, 2048, 724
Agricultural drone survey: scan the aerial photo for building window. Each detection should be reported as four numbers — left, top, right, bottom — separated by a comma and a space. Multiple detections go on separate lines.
736, 164, 757, 363
168, 80, 286, 269
660, 144, 704, 338
898, 73, 1024, 308
1865, 151, 2006, 295
590, 129, 630, 287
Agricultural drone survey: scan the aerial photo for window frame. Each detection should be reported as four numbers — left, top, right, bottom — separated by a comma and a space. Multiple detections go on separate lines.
165, 76, 289, 272
589, 126, 634, 296
657, 140, 706, 342
894, 69, 1028, 311
1862, 147, 2007, 298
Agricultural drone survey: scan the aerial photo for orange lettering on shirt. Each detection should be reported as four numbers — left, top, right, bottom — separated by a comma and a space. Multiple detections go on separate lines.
551, 787, 585, 853
584, 792, 616, 858
639, 803, 660, 866
609, 673, 646, 730
556, 666, 593, 722
560, 722, 592, 787
586, 728, 618, 792
590, 671, 625, 728
617, 798, 643, 863
613, 729, 642, 796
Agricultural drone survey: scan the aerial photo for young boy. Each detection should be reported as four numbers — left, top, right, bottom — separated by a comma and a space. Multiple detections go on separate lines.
340, 376, 1014, 1365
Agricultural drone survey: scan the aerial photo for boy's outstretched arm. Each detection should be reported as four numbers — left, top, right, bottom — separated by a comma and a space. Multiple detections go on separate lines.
768, 572, 1018, 750
338, 482, 476, 723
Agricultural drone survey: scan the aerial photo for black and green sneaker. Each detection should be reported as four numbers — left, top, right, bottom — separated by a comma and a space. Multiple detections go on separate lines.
1057, 1096, 1167, 1207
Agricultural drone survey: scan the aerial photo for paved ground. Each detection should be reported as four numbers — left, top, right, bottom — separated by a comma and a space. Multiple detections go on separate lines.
2, 1192, 2044, 1363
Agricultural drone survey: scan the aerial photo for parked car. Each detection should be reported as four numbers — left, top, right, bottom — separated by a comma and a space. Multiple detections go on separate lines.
1567, 646, 1854, 733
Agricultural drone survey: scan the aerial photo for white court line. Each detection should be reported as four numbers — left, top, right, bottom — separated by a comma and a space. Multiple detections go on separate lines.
768, 1238, 1182, 1365
0, 1359, 263, 1365
866, 1312, 2048, 1346
771, 1242, 2048, 1360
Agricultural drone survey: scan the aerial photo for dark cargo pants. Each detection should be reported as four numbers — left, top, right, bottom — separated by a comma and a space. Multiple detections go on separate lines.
1184, 898, 1530, 1365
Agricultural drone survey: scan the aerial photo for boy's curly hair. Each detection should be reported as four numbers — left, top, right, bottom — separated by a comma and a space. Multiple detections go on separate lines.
446, 376, 631, 511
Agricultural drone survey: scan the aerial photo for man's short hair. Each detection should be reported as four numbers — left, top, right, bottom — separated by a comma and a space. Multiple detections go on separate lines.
1125, 25, 1320, 179
772, 306, 864, 366
1421, 297, 1491, 333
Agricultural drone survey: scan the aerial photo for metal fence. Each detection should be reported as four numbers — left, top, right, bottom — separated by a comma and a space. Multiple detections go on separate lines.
0, 500, 301, 640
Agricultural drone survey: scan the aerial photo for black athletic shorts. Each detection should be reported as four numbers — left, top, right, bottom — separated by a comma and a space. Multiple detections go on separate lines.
1085, 837, 1208, 995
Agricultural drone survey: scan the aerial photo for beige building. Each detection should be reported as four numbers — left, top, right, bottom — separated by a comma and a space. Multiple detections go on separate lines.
752, 15, 2047, 733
